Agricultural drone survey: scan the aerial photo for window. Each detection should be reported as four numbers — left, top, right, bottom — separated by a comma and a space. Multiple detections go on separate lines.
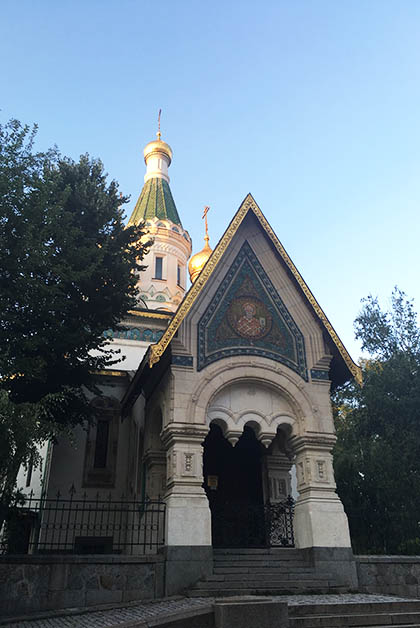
154, 256, 163, 280
177, 264, 182, 287
83, 397, 120, 488
93, 420, 110, 468
26, 456, 34, 487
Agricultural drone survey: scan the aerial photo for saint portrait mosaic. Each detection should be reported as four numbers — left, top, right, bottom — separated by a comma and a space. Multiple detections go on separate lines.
197, 241, 307, 379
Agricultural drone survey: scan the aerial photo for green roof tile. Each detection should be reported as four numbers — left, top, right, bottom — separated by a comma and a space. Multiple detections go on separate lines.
127, 177, 182, 227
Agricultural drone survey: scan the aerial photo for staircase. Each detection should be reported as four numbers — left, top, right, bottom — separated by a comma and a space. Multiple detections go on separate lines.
288, 599, 420, 628
188, 547, 347, 597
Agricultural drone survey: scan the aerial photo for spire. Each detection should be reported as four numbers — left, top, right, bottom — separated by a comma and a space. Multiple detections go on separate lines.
188, 206, 213, 283
127, 120, 192, 313
127, 115, 182, 227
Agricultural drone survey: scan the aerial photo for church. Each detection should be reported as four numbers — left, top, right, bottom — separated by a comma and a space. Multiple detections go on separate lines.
18, 127, 362, 596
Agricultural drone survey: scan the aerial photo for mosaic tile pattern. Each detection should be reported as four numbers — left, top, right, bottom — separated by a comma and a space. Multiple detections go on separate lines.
310, 368, 330, 381
103, 327, 164, 342
172, 355, 194, 367
197, 241, 307, 379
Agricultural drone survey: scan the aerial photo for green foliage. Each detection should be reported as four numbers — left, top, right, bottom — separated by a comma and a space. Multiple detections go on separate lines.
333, 288, 420, 554
0, 387, 91, 522
0, 119, 150, 403
0, 118, 150, 511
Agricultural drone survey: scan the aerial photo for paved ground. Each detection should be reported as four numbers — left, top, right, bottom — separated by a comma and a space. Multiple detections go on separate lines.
2, 594, 417, 627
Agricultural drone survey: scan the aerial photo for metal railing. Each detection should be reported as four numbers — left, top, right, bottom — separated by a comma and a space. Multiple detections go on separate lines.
1, 488, 166, 555
211, 497, 295, 548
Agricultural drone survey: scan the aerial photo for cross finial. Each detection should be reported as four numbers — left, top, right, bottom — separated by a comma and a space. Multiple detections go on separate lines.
157, 109, 162, 141
202, 206, 210, 242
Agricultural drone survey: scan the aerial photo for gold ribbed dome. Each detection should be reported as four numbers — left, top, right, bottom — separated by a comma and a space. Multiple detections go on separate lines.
188, 236, 213, 283
143, 138, 173, 166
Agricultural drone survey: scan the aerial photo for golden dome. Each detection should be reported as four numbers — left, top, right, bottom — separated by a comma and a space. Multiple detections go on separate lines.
143, 138, 173, 166
188, 236, 213, 283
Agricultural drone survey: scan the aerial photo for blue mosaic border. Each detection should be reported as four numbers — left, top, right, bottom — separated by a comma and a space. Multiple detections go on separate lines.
103, 327, 164, 343
310, 369, 330, 381
172, 355, 194, 367
197, 241, 307, 380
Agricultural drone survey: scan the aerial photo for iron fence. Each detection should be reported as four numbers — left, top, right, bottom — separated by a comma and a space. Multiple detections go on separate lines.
265, 496, 295, 547
1, 488, 166, 555
212, 497, 295, 548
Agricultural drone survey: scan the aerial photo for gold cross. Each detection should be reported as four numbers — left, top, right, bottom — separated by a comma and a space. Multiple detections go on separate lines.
202, 206, 210, 239
157, 109, 162, 140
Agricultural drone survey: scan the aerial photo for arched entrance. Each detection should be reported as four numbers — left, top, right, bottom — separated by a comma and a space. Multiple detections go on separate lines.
203, 423, 265, 547
203, 378, 298, 548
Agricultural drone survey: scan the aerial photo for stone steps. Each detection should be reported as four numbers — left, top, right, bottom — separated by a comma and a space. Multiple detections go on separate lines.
214, 564, 314, 573
206, 572, 331, 581
289, 601, 420, 628
194, 578, 331, 590
189, 585, 347, 597
188, 548, 346, 598
214, 549, 305, 560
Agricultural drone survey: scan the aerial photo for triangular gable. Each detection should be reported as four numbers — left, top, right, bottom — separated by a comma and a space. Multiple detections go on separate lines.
197, 241, 307, 378
148, 194, 362, 386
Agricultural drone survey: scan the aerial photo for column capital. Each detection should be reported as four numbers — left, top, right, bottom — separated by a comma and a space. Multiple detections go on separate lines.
161, 423, 209, 448
289, 432, 336, 454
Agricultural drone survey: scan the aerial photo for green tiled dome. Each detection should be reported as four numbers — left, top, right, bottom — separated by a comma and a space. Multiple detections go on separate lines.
127, 177, 182, 227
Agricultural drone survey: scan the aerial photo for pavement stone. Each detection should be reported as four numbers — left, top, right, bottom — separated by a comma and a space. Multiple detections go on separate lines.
2, 593, 419, 627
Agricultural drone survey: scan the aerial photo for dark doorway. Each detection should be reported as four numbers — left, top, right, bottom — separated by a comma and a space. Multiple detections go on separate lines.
202, 423, 266, 547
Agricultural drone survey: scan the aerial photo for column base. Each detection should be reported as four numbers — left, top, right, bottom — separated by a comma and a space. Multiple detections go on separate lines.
163, 545, 213, 596
165, 493, 212, 546
302, 546, 359, 590
294, 494, 352, 548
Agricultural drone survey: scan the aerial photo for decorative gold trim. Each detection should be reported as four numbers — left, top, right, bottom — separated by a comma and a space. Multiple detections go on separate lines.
149, 194, 362, 386
94, 369, 128, 378
128, 310, 172, 320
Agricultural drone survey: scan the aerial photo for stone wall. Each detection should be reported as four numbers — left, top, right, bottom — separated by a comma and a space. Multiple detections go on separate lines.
0, 554, 165, 617
357, 555, 420, 597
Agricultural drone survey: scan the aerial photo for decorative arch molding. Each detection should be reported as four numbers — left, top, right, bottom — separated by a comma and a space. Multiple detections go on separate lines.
207, 409, 296, 447
188, 358, 316, 446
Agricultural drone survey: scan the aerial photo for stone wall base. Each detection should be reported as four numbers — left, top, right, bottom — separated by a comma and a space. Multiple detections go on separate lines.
357, 555, 420, 598
0, 554, 164, 617
163, 545, 213, 596
302, 546, 359, 590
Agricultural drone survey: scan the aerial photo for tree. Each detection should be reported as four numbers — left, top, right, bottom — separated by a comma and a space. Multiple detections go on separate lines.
0, 119, 150, 403
0, 119, 150, 515
0, 388, 91, 527
333, 288, 420, 554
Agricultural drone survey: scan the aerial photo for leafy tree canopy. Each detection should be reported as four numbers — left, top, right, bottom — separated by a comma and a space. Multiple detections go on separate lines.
0, 119, 150, 403
333, 288, 420, 554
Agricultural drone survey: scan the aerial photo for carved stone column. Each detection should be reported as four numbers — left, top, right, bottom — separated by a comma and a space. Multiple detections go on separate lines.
289, 434, 352, 549
161, 424, 211, 547
263, 450, 293, 504
161, 424, 213, 596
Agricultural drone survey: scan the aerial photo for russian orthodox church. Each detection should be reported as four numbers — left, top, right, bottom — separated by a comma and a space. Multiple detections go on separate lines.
19, 127, 361, 594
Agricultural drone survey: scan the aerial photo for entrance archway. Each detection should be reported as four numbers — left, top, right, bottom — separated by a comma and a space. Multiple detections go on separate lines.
203, 423, 265, 547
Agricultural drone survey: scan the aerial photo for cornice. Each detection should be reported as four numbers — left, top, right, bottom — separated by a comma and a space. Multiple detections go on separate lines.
94, 369, 129, 378
128, 309, 172, 320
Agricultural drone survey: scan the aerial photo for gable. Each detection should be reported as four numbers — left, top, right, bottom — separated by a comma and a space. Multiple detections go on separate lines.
148, 194, 362, 387
197, 241, 307, 379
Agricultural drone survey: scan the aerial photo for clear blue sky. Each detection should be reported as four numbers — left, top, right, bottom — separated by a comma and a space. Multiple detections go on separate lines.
2, 0, 420, 361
